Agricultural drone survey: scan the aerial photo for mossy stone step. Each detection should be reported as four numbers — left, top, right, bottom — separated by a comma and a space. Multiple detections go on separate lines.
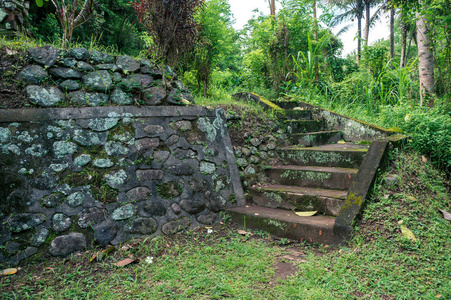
284, 119, 325, 133
265, 165, 358, 190
227, 205, 338, 244
271, 100, 300, 110
277, 109, 312, 120
248, 184, 346, 216
291, 130, 342, 147
278, 144, 368, 168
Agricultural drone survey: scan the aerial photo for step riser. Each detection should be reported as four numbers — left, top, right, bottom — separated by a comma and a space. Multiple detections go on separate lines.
266, 169, 354, 190
249, 189, 343, 216
285, 120, 325, 133
278, 149, 366, 168
280, 110, 313, 120
292, 131, 342, 147
228, 210, 336, 244
272, 101, 300, 110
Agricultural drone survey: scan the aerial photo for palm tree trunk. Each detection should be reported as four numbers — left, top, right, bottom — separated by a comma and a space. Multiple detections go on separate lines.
364, 1, 370, 45
390, 5, 395, 66
270, 0, 276, 17
313, 0, 319, 83
416, 9, 434, 106
356, 0, 363, 63
400, 9, 408, 68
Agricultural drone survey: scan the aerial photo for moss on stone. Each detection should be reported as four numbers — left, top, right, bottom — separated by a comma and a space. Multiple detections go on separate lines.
157, 181, 183, 199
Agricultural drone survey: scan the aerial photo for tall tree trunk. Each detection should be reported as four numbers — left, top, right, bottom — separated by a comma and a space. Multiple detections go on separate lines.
356, 0, 363, 63
313, 0, 319, 83
416, 10, 435, 106
400, 9, 408, 68
364, 1, 370, 45
390, 5, 395, 66
270, 0, 276, 17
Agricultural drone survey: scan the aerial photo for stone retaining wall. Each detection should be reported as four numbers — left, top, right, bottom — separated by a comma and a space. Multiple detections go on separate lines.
0, 106, 244, 266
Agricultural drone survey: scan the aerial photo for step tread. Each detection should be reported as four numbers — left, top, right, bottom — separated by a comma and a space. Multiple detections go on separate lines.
268, 165, 359, 174
227, 205, 335, 228
279, 143, 369, 152
293, 130, 341, 135
250, 184, 347, 199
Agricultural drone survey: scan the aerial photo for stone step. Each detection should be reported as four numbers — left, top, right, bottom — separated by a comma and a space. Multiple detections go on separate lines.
248, 184, 346, 216
278, 143, 368, 168
285, 120, 325, 133
291, 130, 342, 147
265, 165, 358, 190
277, 109, 312, 120
271, 100, 300, 110
227, 205, 337, 244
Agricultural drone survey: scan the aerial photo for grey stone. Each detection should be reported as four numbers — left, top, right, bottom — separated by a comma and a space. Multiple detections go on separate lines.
167, 88, 183, 105
171, 80, 186, 91
0, 127, 11, 143
70, 91, 109, 106
93, 158, 114, 168
105, 141, 129, 156
93, 222, 117, 245
179, 200, 205, 214
165, 135, 179, 147
161, 217, 191, 235
49, 67, 82, 79
140, 65, 162, 78
82, 70, 113, 92
53, 141, 77, 157
143, 201, 166, 216
249, 155, 259, 164
143, 85, 166, 105
59, 79, 81, 92
7, 213, 47, 233
120, 74, 153, 91
244, 166, 256, 175
0, 8, 7, 23
4, 241, 20, 255
124, 217, 157, 235
77, 61, 95, 72
135, 138, 159, 152
41, 193, 65, 208
111, 203, 136, 220
173, 148, 197, 160
49, 233, 86, 257
208, 196, 226, 212
143, 124, 164, 136
19, 65, 48, 84
25, 144, 47, 157
172, 120, 192, 131
250, 146, 258, 154
126, 187, 151, 202
88, 118, 119, 131
236, 158, 248, 168
25, 85, 64, 107
110, 87, 134, 105
28, 45, 59, 66
78, 207, 105, 228
90, 50, 115, 64
67, 191, 85, 207
136, 169, 163, 181
250, 138, 262, 147
32, 172, 58, 189
167, 163, 195, 176
188, 179, 207, 192
52, 213, 71, 232
259, 152, 268, 160
154, 151, 170, 163
112, 72, 122, 82
96, 63, 118, 71
73, 129, 107, 146
59, 57, 77, 67
104, 169, 128, 189
197, 213, 216, 225
74, 154, 92, 166
242, 148, 251, 157
116, 55, 140, 73
200, 161, 216, 174
171, 203, 181, 214
157, 181, 182, 199
30, 227, 49, 247
69, 48, 90, 61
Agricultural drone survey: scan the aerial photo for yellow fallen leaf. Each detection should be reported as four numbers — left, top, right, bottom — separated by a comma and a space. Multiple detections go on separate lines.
113, 258, 136, 267
1, 268, 17, 276
401, 225, 417, 241
295, 211, 317, 217
337, 140, 346, 144
238, 230, 252, 236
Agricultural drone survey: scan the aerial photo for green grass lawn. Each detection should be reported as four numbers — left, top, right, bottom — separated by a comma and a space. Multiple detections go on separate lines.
1, 156, 450, 299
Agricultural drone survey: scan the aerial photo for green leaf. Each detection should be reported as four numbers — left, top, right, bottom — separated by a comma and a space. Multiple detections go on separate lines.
401, 225, 417, 241
36, 0, 44, 7
295, 211, 317, 217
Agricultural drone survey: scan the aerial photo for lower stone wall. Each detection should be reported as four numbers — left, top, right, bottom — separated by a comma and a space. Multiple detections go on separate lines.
0, 106, 244, 266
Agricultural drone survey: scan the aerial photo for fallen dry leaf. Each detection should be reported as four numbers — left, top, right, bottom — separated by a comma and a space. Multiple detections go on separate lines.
113, 258, 136, 267
422, 156, 428, 162
295, 211, 317, 217
238, 230, 252, 236
439, 209, 451, 221
1, 268, 17, 276
401, 225, 417, 241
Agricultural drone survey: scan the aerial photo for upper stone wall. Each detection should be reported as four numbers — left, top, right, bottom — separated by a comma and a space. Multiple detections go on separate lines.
16, 45, 193, 108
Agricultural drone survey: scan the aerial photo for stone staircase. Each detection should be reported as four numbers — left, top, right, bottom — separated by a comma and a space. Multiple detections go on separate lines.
226, 101, 371, 245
